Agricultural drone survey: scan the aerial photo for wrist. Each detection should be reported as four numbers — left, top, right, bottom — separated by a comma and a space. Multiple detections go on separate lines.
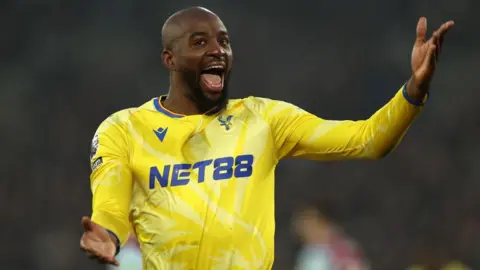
106, 229, 121, 255
404, 77, 429, 106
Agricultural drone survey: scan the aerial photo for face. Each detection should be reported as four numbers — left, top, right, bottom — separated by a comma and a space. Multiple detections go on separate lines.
164, 14, 233, 111
293, 214, 317, 241
292, 208, 330, 243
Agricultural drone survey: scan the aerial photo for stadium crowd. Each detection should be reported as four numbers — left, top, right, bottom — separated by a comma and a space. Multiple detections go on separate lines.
2, 0, 480, 269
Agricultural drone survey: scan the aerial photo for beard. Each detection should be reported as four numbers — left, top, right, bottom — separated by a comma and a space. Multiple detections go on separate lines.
180, 69, 230, 113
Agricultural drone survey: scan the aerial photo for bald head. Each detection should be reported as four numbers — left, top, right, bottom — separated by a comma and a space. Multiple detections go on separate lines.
160, 6, 232, 113
162, 7, 222, 50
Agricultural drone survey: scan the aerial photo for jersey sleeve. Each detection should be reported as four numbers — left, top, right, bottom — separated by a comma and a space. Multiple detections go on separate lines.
89, 111, 133, 247
260, 84, 426, 160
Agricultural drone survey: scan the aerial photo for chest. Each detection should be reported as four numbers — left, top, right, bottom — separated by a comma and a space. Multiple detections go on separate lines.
129, 111, 274, 188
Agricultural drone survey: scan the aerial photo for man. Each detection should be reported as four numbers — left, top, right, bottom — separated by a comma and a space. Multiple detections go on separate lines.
293, 205, 368, 270
80, 6, 454, 269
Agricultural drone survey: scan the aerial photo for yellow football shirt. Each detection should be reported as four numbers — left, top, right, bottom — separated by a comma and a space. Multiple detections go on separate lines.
90, 84, 425, 269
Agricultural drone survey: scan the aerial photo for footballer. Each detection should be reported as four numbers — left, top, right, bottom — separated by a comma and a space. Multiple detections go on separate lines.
80, 6, 454, 270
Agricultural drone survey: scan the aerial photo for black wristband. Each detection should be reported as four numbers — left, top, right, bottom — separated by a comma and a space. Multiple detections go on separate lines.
106, 229, 121, 256
402, 81, 429, 106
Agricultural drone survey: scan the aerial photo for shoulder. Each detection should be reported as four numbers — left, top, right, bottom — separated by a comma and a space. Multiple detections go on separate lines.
95, 108, 139, 135
89, 108, 136, 161
96, 98, 157, 134
233, 97, 309, 121
239, 96, 279, 110
91, 108, 138, 158
230, 96, 298, 117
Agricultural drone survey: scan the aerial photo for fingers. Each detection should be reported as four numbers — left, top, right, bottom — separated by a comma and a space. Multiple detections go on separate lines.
80, 242, 119, 266
428, 20, 454, 61
430, 31, 441, 61
437, 21, 454, 53
92, 253, 119, 266
81, 216, 94, 231
417, 18, 454, 44
437, 32, 444, 56
423, 42, 437, 70
111, 258, 120, 266
91, 253, 119, 266
80, 230, 119, 266
436, 20, 455, 37
415, 17, 427, 44
87, 251, 119, 265
412, 18, 453, 83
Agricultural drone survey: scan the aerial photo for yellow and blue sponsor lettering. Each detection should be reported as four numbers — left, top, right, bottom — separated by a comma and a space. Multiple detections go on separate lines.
149, 154, 254, 188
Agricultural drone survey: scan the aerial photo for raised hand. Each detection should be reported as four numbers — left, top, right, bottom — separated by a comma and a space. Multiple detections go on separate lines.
80, 216, 119, 266
410, 17, 454, 95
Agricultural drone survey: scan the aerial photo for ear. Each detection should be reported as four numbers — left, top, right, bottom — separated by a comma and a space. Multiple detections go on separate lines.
161, 49, 175, 71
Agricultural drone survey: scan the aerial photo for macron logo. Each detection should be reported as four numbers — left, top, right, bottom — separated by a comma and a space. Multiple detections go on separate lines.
154, 127, 168, 142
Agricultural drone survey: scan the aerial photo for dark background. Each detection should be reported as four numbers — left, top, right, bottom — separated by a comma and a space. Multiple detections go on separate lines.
2, 0, 480, 269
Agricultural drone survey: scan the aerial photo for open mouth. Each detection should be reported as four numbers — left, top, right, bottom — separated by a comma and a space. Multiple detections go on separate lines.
200, 65, 225, 93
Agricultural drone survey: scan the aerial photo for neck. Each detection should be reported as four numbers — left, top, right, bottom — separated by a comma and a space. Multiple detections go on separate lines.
162, 75, 202, 116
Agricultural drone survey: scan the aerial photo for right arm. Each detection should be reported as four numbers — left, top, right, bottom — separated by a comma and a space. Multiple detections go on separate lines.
89, 113, 133, 250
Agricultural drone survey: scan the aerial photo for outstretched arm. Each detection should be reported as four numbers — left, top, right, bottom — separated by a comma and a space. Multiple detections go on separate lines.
80, 112, 133, 265
265, 82, 423, 160
89, 114, 133, 248
265, 17, 453, 161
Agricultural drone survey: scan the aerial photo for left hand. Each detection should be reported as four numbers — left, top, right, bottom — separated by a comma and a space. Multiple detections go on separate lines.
408, 17, 454, 98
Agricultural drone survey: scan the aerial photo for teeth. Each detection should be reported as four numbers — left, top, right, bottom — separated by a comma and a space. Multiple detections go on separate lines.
206, 65, 224, 70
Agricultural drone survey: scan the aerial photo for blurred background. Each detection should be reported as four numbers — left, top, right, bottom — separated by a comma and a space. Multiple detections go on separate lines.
2, 0, 480, 269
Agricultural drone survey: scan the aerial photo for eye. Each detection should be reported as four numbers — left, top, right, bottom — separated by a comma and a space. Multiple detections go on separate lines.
193, 39, 207, 47
219, 38, 230, 46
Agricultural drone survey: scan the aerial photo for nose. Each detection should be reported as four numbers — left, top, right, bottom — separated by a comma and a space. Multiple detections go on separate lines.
206, 41, 226, 59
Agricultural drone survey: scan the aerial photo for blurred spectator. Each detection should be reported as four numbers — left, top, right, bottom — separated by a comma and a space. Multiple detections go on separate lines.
408, 261, 470, 270
407, 238, 471, 270
292, 204, 369, 270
